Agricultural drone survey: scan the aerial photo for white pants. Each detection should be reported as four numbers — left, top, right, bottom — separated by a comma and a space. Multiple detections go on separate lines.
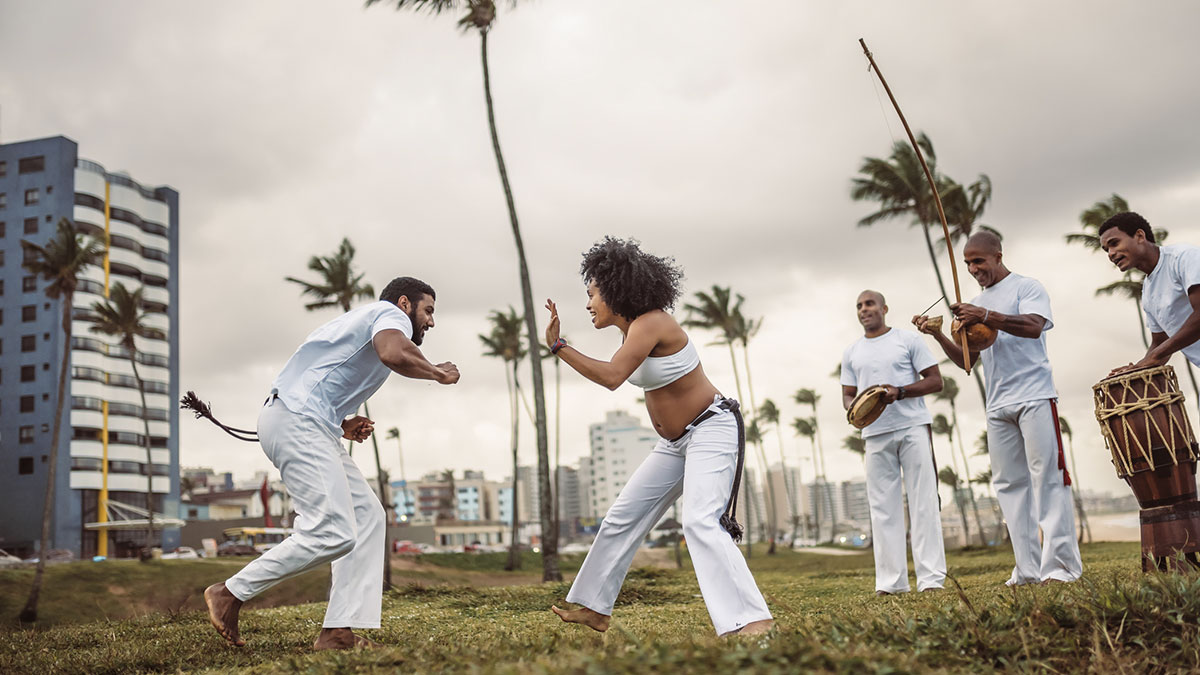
566, 400, 772, 635
225, 398, 386, 628
864, 424, 946, 593
987, 399, 1082, 585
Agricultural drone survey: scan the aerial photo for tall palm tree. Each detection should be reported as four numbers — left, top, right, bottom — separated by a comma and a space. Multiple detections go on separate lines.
851, 134, 988, 404
366, 0, 559, 582
937, 466, 971, 549
794, 388, 836, 540
758, 399, 800, 545
745, 420, 772, 548
843, 433, 866, 456
480, 307, 526, 570
89, 282, 164, 557
285, 237, 392, 584
938, 174, 997, 250
1058, 417, 1092, 544
933, 415, 972, 548
792, 417, 823, 543
934, 377, 986, 546
684, 285, 762, 554
386, 427, 409, 521
18, 219, 103, 623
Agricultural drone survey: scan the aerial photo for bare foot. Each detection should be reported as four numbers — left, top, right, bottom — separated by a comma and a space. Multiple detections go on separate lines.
312, 627, 388, 650
731, 619, 774, 636
551, 605, 610, 632
203, 583, 244, 646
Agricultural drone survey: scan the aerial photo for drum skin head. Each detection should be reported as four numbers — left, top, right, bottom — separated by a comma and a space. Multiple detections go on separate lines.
848, 385, 889, 429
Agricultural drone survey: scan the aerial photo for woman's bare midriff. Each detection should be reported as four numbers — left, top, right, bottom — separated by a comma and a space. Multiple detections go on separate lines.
643, 365, 722, 440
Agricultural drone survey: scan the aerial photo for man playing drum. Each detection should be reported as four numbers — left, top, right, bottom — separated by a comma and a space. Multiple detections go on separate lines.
913, 232, 1082, 585
1099, 212, 1200, 373
841, 290, 947, 596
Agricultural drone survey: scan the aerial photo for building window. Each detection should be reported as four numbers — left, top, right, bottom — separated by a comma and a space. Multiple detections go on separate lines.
0, 221, 5, 237
23, 218, 37, 235
22, 276, 36, 292
19, 457, 34, 475
20, 365, 35, 382
24, 189, 39, 206
0, 161, 6, 177
22, 305, 35, 322
20, 396, 34, 413
21, 335, 35, 352
0, 193, 6, 209
18, 156, 45, 174
19, 426, 34, 443
0, 251, 5, 267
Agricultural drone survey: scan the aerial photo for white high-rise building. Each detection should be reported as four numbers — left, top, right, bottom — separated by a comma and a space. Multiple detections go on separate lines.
586, 410, 658, 518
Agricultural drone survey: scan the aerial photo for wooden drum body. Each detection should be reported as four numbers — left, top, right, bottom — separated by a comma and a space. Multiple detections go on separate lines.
1094, 365, 1199, 508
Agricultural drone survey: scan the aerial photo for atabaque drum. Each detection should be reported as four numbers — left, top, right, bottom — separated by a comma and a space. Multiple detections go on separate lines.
1094, 365, 1199, 508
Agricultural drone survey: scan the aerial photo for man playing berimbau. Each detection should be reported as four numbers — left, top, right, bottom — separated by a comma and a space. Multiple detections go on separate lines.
913, 232, 1082, 585
1099, 212, 1200, 373
204, 277, 460, 649
841, 290, 946, 596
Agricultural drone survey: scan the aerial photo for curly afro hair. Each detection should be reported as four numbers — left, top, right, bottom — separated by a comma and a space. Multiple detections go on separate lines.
580, 236, 684, 321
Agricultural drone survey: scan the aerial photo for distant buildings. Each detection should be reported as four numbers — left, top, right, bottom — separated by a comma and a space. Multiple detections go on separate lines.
0, 136, 180, 559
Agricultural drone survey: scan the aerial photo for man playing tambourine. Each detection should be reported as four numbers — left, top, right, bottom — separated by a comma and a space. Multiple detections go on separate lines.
841, 290, 946, 596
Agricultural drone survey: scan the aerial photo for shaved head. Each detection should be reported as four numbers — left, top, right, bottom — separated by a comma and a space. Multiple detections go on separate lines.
965, 231, 1003, 254
857, 289, 886, 305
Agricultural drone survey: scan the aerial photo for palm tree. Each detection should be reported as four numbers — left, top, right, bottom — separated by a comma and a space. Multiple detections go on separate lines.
851, 135, 988, 404
938, 174, 997, 250
937, 466, 971, 549
18, 219, 103, 623
934, 377, 986, 546
285, 237, 393, 584
745, 420, 773, 549
792, 417, 823, 542
386, 427, 409, 521
975, 429, 989, 456
90, 282, 165, 561
843, 433, 866, 456
480, 307, 526, 570
933, 415, 972, 548
794, 389, 836, 541
758, 399, 800, 545
366, 0, 559, 583
1058, 417, 1092, 544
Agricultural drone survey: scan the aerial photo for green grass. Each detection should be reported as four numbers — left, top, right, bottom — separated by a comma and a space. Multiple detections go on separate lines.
4, 543, 1200, 673
414, 550, 584, 573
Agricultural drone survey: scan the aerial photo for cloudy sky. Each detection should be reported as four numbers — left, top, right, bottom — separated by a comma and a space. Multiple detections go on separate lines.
3, 1, 1199, 500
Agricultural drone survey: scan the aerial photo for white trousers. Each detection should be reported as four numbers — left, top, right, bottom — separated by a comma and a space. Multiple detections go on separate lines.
225, 398, 386, 628
566, 400, 772, 635
987, 398, 1082, 585
864, 424, 946, 593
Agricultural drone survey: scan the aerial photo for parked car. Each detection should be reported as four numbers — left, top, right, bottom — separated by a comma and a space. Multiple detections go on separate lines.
393, 540, 423, 555
161, 546, 201, 560
217, 540, 257, 557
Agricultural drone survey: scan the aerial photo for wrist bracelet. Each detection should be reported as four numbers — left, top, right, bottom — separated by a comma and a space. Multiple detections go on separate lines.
983, 309, 990, 324
550, 338, 567, 355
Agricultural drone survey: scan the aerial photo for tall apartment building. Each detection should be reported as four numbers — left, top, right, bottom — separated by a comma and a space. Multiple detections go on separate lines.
0, 136, 180, 558
585, 410, 659, 518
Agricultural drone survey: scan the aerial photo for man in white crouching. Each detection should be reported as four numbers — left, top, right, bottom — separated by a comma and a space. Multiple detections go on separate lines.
204, 277, 459, 649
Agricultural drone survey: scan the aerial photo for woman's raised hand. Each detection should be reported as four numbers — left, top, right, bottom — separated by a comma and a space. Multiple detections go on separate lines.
545, 299, 560, 347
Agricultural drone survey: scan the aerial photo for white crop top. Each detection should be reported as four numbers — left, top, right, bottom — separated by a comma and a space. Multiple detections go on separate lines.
627, 338, 701, 391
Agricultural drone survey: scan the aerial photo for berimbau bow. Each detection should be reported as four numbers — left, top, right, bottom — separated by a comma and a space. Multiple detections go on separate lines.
858, 38, 974, 374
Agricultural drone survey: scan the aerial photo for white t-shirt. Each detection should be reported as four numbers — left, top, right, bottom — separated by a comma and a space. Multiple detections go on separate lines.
272, 301, 413, 437
971, 273, 1058, 412
1142, 244, 1200, 367
840, 328, 938, 438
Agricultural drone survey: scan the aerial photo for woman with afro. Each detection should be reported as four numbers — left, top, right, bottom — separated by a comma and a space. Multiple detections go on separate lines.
546, 237, 773, 636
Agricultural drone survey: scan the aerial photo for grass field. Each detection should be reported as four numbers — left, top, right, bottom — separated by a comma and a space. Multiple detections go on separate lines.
2, 542, 1199, 673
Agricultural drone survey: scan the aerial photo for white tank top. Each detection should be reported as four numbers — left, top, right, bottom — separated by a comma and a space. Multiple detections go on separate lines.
627, 338, 700, 391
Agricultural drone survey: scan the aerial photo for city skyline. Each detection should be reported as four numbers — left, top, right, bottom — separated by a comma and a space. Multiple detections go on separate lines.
2, 2, 1199, 506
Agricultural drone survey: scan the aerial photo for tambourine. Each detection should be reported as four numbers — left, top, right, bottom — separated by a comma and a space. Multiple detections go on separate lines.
847, 385, 889, 429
